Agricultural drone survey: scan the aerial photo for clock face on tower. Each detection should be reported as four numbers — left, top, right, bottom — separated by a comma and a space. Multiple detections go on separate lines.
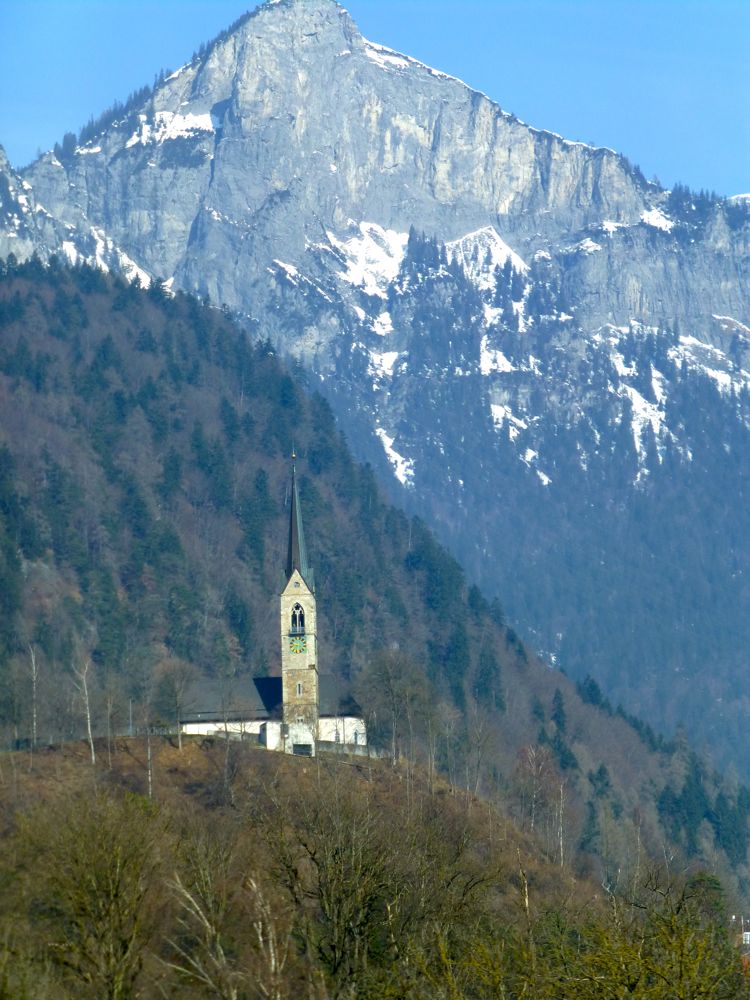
289, 635, 307, 654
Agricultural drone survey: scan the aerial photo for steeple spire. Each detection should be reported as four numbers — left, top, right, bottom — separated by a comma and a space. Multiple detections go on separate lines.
286, 454, 313, 588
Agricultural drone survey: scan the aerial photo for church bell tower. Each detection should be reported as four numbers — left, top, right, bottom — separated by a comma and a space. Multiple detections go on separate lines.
280, 457, 319, 745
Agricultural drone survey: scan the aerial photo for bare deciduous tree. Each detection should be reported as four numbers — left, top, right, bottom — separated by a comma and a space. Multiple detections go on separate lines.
72, 657, 96, 766
513, 744, 555, 833
166, 826, 291, 1000
356, 650, 429, 768
27, 644, 37, 752
156, 656, 198, 751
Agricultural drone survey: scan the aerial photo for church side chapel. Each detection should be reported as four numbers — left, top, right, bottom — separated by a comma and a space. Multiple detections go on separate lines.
179, 460, 367, 756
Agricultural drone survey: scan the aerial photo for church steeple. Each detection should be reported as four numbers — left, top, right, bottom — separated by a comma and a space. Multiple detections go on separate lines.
286, 455, 313, 589
280, 453, 319, 752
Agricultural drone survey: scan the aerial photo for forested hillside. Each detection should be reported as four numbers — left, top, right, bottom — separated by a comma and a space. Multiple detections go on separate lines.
1, 743, 747, 999
1, 257, 750, 903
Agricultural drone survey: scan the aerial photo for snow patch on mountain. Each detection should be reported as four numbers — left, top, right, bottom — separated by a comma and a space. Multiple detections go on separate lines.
490, 403, 528, 440
125, 111, 214, 148
712, 314, 750, 336
91, 229, 150, 285
480, 335, 516, 375
521, 447, 552, 485
327, 222, 408, 298
483, 304, 501, 325
269, 259, 334, 303
362, 41, 412, 72
623, 385, 665, 457
651, 367, 667, 404
586, 322, 750, 475
610, 348, 636, 379
375, 427, 414, 485
586, 324, 675, 472
640, 208, 674, 232
573, 238, 603, 255
273, 259, 299, 279
669, 334, 750, 395
362, 39, 462, 85
0, 173, 32, 233
61, 227, 151, 286
369, 350, 400, 380
447, 226, 527, 292
372, 311, 393, 336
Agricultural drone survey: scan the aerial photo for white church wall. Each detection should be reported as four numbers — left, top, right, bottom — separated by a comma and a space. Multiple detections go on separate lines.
261, 721, 283, 751
318, 716, 367, 747
181, 719, 264, 739
286, 720, 316, 755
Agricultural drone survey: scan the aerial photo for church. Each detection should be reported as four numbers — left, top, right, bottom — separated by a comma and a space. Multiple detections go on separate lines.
179, 460, 367, 756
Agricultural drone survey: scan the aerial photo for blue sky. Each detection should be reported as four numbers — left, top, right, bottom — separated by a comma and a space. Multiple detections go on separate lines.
1, 0, 747, 196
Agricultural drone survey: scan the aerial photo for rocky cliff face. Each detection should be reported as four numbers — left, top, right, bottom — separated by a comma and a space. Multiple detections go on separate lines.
12, 0, 750, 339
0, 3, 693, 304
3, 0, 750, 769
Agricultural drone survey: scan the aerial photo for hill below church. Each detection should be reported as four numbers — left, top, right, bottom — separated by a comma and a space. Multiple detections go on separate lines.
3, 739, 748, 999
2, 257, 750, 902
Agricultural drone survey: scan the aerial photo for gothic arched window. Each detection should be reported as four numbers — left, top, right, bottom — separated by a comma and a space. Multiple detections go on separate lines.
291, 603, 305, 635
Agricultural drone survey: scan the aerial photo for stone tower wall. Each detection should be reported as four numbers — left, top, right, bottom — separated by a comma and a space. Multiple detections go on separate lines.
280, 569, 319, 726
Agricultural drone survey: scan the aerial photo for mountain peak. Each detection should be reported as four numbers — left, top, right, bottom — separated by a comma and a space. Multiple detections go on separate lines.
178, 0, 360, 98
233, 0, 355, 38
263, 0, 346, 10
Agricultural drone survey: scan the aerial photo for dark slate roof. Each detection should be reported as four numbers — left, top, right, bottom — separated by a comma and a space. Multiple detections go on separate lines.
180, 676, 282, 724
286, 463, 314, 589
180, 674, 360, 723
